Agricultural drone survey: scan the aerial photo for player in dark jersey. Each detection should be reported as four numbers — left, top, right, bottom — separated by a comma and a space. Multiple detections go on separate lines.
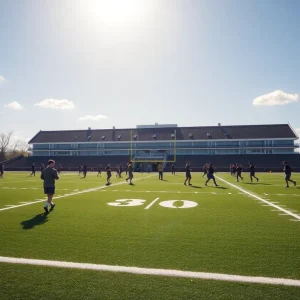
249, 162, 259, 183
97, 164, 101, 177
0, 163, 4, 178
283, 161, 296, 188
127, 161, 134, 184
171, 164, 176, 175
41, 159, 59, 214
126, 161, 134, 185
158, 162, 163, 180
82, 164, 87, 178
30, 163, 36, 176
184, 161, 192, 185
232, 164, 236, 175
236, 163, 243, 182
205, 163, 219, 186
202, 163, 208, 178
78, 165, 82, 175
119, 162, 123, 177
105, 164, 112, 185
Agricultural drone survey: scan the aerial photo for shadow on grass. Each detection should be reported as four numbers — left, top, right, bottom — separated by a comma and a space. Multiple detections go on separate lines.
243, 182, 272, 186
215, 186, 228, 189
20, 213, 49, 230
190, 185, 201, 189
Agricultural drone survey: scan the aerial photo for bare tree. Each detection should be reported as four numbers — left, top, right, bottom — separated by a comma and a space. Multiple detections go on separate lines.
0, 131, 13, 162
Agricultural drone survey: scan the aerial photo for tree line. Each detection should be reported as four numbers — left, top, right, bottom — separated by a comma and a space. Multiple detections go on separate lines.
0, 132, 29, 162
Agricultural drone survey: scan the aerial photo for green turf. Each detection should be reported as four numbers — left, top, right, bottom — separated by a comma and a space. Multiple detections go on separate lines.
1, 171, 300, 299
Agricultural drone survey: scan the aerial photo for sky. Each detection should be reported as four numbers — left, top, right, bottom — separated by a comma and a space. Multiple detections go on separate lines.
0, 0, 300, 145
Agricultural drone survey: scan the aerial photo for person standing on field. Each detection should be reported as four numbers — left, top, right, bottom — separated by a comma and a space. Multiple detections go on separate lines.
41, 159, 59, 214
158, 162, 163, 180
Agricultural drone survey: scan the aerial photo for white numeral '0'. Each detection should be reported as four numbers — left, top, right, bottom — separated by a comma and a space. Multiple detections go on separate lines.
159, 200, 198, 209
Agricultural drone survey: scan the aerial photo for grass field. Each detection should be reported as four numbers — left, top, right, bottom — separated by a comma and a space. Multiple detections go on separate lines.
1, 170, 300, 299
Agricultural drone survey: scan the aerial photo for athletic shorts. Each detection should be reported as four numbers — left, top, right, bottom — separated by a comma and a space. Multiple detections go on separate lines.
285, 173, 291, 180
207, 173, 215, 180
129, 171, 133, 178
250, 172, 255, 176
186, 172, 191, 179
44, 187, 55, 195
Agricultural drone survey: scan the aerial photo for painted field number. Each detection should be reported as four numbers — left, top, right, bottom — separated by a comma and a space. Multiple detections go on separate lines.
107, 199, 198, 209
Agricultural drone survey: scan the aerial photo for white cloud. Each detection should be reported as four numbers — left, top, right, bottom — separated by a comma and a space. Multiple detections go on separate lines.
0, 74, 5, 82
5, 101, 23, 110
35, 99, 75, 110
253, 90, 299, 106
78, 114, 108, 121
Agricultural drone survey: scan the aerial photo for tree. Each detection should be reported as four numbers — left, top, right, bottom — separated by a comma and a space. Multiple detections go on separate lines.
0, 131, 13, 162
0, 132, 29, 161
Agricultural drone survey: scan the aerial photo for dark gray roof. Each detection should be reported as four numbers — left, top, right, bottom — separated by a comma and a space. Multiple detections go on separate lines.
28, 124, 298, 144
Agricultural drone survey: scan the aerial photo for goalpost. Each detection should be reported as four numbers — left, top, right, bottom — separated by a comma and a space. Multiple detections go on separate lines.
130, 130, 177, 163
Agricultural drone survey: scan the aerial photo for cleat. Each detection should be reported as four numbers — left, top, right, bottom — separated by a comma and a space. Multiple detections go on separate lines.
50, 203, 55, 211
285, 186, 289, 188
294, 181, 297, 186
215, 185, 219, 187
205, 183, 207, 186
257, 178, 259, 182
44, 207, 49, 214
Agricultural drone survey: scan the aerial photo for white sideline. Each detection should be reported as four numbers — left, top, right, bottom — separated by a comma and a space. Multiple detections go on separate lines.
216, 176, 300, 221
0, 256, 300, 287
0, 175, 155, 212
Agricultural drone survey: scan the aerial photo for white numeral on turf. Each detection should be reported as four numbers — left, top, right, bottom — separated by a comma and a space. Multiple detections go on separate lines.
107, 199, 146, 207
159, 200, 198, 209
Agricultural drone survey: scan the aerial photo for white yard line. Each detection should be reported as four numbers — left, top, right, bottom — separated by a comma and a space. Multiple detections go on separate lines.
144, 198, 160, 210
0, 175, 155, 212
0, 256, 299, 287
215, 176, 300, 221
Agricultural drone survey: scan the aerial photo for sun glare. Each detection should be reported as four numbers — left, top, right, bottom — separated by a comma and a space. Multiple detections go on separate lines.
83, 0, 146, 25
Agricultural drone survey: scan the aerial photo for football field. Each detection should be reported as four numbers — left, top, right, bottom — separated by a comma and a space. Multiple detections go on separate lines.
1, 171, 300, 300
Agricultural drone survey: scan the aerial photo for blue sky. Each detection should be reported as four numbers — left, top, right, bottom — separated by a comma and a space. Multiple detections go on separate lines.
0, 0, 300, 143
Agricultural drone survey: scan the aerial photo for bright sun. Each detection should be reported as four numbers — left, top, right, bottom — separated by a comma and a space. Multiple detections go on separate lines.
83, 0, 145, 25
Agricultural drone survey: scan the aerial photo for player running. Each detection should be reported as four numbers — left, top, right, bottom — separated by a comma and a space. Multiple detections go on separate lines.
126, 161, 134, 185
30, 163, 36, 177
283, 161, 296, 188
236, 163, 243, 182
205, 163, 219, 187
41, 159, 59, 214
249, 162, 259, 183
184, 161, 192, 186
